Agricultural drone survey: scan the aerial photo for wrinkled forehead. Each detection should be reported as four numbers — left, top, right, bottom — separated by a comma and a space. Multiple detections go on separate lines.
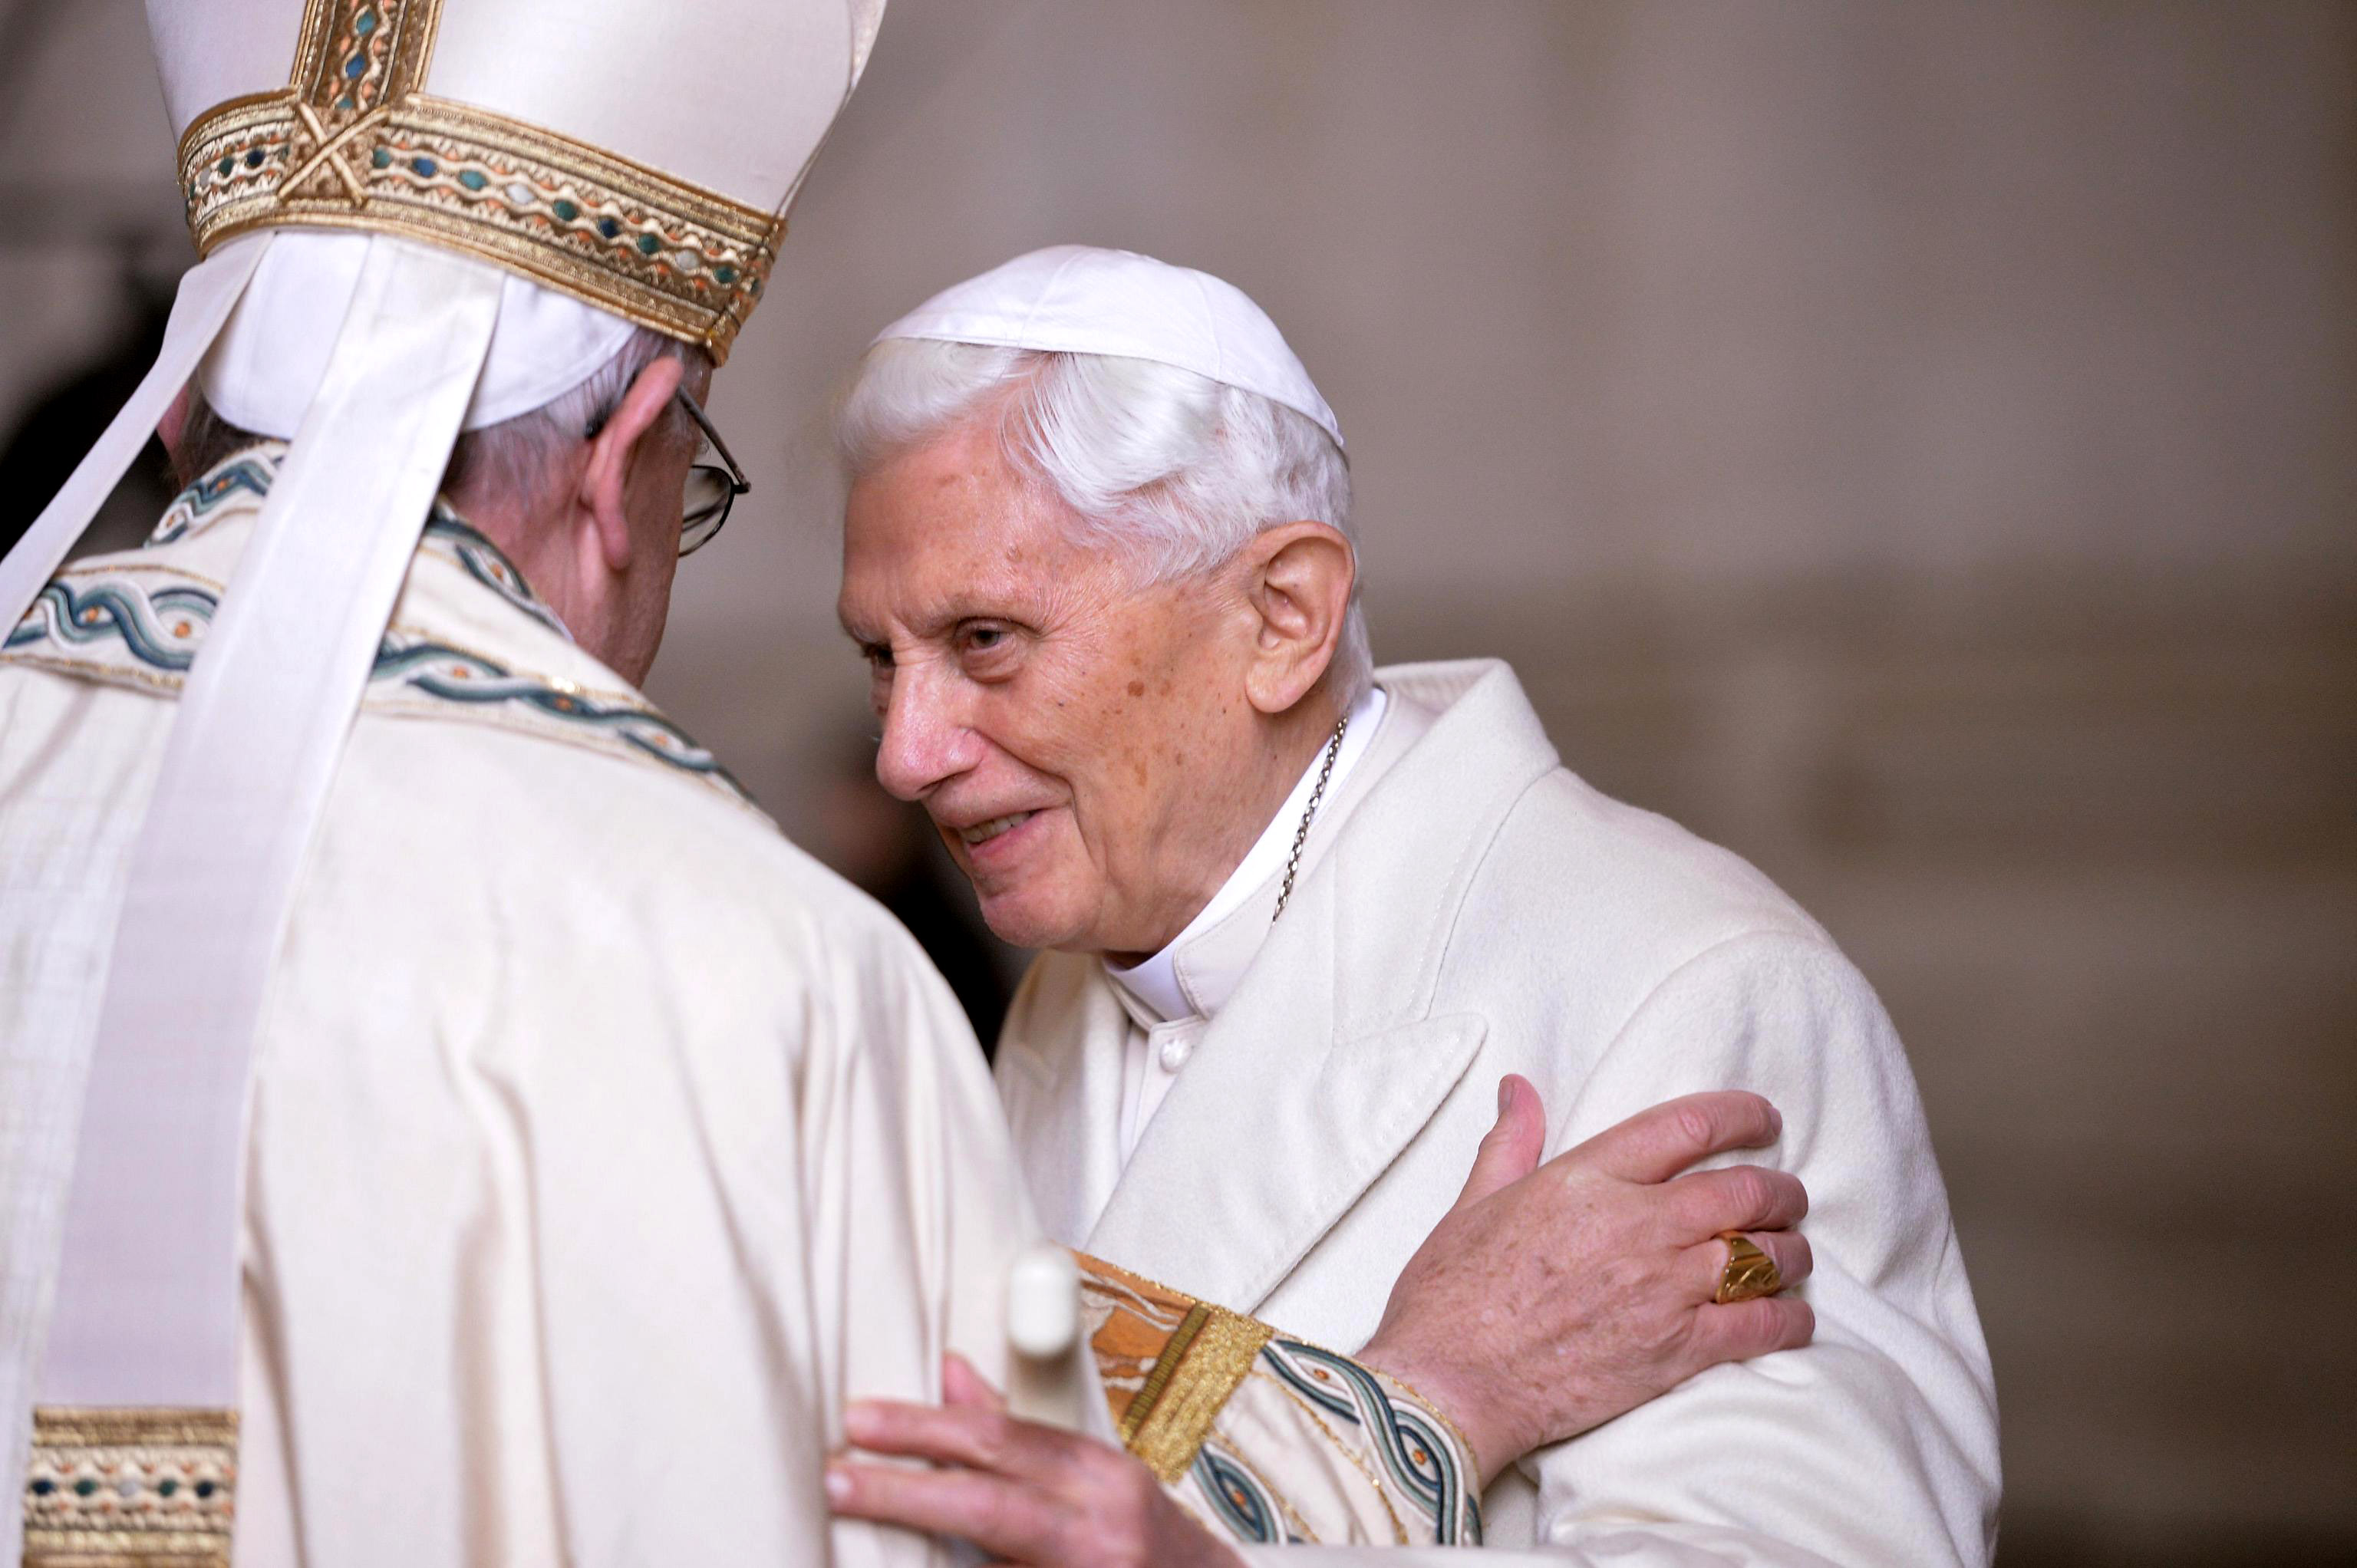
838, 422, 1123, 630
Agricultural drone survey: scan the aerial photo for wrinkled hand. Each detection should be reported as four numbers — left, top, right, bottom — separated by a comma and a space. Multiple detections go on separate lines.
826, 1352, 1244, 1568
1355, 1077, 1814, 1485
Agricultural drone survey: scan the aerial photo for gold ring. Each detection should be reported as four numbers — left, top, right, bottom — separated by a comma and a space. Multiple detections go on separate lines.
1715, 1234, 1783, 1304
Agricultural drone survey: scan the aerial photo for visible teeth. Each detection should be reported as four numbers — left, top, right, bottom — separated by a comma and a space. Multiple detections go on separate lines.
960, 811, 1035, 846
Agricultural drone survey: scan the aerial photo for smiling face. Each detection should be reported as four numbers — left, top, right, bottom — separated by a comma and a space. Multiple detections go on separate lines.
837, 420, 1293, 961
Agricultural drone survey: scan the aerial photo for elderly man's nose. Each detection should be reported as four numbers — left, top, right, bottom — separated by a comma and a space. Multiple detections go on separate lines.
874, 684, 975, 801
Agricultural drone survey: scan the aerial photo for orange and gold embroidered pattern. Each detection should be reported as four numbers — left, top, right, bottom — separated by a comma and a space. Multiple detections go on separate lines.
1073, 1252, 1483, 1547
1076, 1252, 1274, 1484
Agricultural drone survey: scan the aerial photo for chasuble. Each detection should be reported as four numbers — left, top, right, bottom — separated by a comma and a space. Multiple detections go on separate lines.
0, 447, 1047, 1563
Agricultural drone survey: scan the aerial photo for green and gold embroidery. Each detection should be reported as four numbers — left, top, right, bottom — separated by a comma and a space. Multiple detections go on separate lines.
1259, 1338, 1481, 1545
5, 452, 746, 804
22, 1405, 236, 1568
178, 0, 776, 360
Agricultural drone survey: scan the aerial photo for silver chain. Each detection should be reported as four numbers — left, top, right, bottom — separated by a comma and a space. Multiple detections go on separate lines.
1272, 714, 1349, 924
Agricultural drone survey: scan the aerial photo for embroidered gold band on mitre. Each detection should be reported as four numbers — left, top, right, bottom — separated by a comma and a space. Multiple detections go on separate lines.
175, 0, 777, 362
21, 1407, 237, 1568
1076, 1253, 1276, 1484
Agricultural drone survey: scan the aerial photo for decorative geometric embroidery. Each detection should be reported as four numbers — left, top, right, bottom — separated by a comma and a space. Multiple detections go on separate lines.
1070, 1253, 1484, 1549
177, 0, 776, 359
1188, 1444, 1293, 1546
22, 1405, 236, 1568
3, 565, 738, 801
6, 578, 213, 670
147, 457, 275, 547
7, 442, 743, 796
1261, 1338, 1482, 1545
148, 445, 569, 641
143, 450, 572, 653
421, 516, 574, 641
373, 637, 742, 787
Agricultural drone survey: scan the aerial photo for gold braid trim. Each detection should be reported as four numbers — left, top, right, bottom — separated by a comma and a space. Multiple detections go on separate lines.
175, 0, 776, 362
1126, 1306, 1274, 1485
1121, 1302, 1213, 1446
1076, 1253, 1276, 1485
23, 1407, 237, 1568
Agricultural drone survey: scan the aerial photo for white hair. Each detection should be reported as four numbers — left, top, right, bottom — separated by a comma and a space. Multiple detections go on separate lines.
442, 324, 700, 503
835, 338, 1371, 704
174, 324, 707, 530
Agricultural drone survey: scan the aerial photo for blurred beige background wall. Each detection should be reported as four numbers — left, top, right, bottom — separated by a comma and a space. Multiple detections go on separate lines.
5, 3, 2352, 1563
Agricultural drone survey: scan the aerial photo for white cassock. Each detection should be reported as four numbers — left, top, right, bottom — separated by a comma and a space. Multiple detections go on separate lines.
1, 444, 1042, 1564
997, 658, 2003, 1566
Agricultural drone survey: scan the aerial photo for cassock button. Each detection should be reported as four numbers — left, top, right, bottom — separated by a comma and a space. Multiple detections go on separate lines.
1159, 1034, 1194, 1072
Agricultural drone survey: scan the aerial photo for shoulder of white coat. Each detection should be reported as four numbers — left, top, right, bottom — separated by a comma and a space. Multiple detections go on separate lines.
1467, 781, 1936, 1209
1446, 763, 1849, 1014
1480, 763, 1828, 938
1462, 784, 1965, 1305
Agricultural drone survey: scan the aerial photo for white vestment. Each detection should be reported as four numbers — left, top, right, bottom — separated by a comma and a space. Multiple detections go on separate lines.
2, 446, 1041, 1565
997, 658, 2002, 1566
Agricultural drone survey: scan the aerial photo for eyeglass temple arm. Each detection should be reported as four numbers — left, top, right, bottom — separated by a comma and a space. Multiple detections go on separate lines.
676, 390, 751, 496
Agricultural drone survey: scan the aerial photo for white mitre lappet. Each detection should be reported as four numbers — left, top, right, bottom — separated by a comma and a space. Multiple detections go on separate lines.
873, 243, 1345, 449
0, 0, 882, 1557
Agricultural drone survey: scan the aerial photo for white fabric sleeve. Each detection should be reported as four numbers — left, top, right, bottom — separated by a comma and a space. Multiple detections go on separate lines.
1241, 929, 2000, 1566
509, 894, 1048, 1566
799, 914, 1063, 1564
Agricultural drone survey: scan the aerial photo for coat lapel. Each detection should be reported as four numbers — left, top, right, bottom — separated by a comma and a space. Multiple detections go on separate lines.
1079, 661, 1559, 1313
1081, 849, 1488, 1311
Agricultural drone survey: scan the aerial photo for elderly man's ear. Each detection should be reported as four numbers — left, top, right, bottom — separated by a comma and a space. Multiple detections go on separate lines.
576, 354, 687, 574
1241, 521, 1356, 716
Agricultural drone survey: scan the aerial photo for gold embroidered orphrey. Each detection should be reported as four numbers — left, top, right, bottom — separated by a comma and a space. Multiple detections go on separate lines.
22, 1408, 236, 1568
178, 0, 780, 361
1078, 1253, 1274, 1484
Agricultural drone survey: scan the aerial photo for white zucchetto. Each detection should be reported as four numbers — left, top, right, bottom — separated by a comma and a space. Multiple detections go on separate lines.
873, 244, 1344, 450
200, 231, 640, 437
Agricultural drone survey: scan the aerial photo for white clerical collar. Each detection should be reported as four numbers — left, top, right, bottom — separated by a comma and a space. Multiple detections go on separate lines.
1106, 684, 1387, 1024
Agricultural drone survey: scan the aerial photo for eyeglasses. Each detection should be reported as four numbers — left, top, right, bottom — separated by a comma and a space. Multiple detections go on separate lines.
676, 389, 750, 558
